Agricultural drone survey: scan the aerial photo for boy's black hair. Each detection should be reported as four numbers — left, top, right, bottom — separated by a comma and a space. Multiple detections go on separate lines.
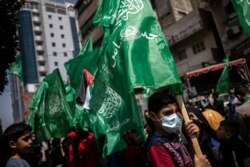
220, 120, 240, 139
4, 122, 32, 142
148, 90, 177, 114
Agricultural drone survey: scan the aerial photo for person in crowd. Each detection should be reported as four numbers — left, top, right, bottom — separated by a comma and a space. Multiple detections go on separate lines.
191, 112, 250, 167
122, 130, 147, 167
145, 90, 200, 167
4, 122, 33, 167
212, 92, 225, 116
187, 102, 219, 167
200, 101, 224, 131
67, 128, 77, 167
77, 129, 101, 167
223, 86, 240, 120
235, 85, 250, 145
228, 86, 241, 106
37, 141, 49, 167
48, 138, 67, 167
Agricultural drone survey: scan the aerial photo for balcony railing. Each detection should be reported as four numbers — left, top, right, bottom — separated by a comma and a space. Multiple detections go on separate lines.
38, 65, 46, 72
37, 56, 45, 62
32, 16, 40, 23
33, 26, 42, 32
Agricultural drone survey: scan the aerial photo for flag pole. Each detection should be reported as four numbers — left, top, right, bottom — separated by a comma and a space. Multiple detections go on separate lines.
176, 95, 203, 158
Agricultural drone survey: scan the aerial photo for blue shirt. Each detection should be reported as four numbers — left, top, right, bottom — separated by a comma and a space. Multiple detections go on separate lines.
6, 158, 30, 167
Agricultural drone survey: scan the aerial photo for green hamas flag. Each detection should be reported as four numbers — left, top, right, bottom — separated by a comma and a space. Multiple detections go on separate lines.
216, 55, 230, 94
94, 0, 183, 95
27, 69, 74, 142
8, 55, 23, 80
87, 49, 146, 156
232, 0, 250, 35
64, 38, 96, 91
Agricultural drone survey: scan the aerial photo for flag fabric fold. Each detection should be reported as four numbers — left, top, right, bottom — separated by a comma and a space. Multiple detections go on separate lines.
27, 69, 74, 142
94, 0, 183, 95
215, 55, 230, 94
87, 52, 146, 156
232, 0, 250, 35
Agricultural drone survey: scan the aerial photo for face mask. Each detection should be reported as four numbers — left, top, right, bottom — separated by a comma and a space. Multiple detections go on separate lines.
160, 113, 182, 134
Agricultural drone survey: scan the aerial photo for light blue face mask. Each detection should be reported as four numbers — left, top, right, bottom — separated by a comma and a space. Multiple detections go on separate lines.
160, 113, 182, 134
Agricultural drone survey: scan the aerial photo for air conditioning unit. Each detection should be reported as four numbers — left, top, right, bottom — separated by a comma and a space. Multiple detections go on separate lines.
226, 25, 241, 38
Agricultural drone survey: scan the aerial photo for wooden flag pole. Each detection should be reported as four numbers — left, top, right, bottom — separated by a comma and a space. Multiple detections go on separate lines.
176, 95, 203, 158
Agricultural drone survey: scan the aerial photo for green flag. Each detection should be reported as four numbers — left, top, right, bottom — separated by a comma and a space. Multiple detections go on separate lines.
64, 38, 97, 91
65, 84, 76, 111
87, 51, 146, 156
8, 55, 23, 80
94, 0, 183, 95
27, 69, 74, 142
215, 55, 230, 94
232, 0, 250, 35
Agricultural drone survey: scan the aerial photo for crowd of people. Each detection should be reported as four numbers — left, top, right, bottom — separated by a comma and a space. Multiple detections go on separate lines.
1, 84, 250, 167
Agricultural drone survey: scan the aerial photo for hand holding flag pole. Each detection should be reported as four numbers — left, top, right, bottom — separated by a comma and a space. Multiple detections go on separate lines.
176, 95, 203, 158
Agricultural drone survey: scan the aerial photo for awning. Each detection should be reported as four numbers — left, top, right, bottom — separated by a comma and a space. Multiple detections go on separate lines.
185, 58, 246, 79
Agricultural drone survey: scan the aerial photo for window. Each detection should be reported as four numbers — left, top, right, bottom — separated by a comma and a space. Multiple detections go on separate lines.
177, 11, 186, 17
62, 43, 66, 47
49, 24, 53, 28
63, 52, 67, 57
61, 34, 65, 38
54, 62, 58, 66
52, 42, 56, 47
58, 16, 62, 21
53, 52, 57, 56
57, 9, 66, 15
50, 33, 54, 37
46, 6, 56, 13
192, 42, 205, 54
176, 49, 187, 62
48, 15, 52, 19
59, 25, 63, 30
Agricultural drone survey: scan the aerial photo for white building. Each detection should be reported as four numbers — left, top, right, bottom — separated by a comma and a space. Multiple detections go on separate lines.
19, 0, 81, 92
10, 0, 81, 123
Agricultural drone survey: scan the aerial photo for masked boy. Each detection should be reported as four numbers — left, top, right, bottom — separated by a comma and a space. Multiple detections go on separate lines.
146, 91, 200, 167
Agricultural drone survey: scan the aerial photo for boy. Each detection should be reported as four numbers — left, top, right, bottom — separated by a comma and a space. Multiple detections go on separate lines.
4, 122, 33, 167
146, 90, 200, 167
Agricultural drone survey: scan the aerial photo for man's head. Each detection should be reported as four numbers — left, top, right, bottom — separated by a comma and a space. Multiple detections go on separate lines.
216, 120, 239, 141
235, 85, 250, 102
4, 122, 32, 154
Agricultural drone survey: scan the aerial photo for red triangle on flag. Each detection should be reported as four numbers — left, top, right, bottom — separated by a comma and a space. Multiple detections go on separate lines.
83, 69, 94, 85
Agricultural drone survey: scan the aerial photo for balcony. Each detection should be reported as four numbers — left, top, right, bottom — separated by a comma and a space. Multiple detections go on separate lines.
37, 56, 45, 62
164, 9, 209, 46
34, 26, 42, 32
38, 65, 47, 72
32, 9, 40, 15
36, 45, 44, 52
32, 16, 40, 23
35, 35, 43, 42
